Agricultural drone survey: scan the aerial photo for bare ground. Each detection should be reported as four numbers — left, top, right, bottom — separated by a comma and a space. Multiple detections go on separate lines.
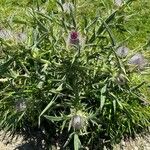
0, 131, 46, 150
0, 131, 150, 150
114, 134, 150, 150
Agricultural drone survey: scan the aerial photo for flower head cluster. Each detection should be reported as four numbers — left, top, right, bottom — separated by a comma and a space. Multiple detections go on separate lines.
115, 45, 147, 70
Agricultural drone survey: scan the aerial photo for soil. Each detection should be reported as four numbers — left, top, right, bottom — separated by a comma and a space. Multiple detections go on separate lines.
114, 134, 150, 150
0, 131, 47, 150
0, 131, 150, 150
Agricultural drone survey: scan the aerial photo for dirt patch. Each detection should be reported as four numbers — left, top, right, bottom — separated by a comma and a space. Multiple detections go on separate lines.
114, 134, 150, 150
0, 131, 46, 150
0, 130, 150, 150
0, 131, 24, 150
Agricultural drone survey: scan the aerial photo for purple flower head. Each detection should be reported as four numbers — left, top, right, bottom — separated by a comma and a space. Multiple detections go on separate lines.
69, 31, 80, 45
70, 31, 78, 39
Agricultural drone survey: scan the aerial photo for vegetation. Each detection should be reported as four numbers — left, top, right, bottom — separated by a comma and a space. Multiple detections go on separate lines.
0, 0, 150, 149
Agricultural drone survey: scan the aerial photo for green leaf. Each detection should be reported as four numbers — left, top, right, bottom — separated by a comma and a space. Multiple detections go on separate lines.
0, 58, 14, 75
110, 93, 123, 109
131, 82, 145, 91
89, 10, 117, 43
97, 10, 117, 34
38, 95, 57, 126
102, 20, 116, 46
100, 84, 107, 110
74, 134, 81, 150
100, 95, 106, 110
101, 84, 107, 94
63, 132, 74, 148
17, 111, 26, 122
44, 115, 64, 122
31, 10, 48, 32
113, 100, 116, 114
88, 28, 96, 43
56, 83, 63, 92
85, 17, 99, 31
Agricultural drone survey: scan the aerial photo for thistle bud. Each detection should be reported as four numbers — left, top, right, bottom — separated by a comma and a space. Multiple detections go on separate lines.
15, 32, 27, 42
72, 115, 84, 130
116, 46, 129, 58
62, 2, 74, 14
128, 53, 147, 70
114, 0, 123, 7
15, 100, 26, 112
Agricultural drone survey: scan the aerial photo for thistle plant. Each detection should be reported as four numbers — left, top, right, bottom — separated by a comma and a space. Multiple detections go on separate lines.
0, 0, 150, 149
